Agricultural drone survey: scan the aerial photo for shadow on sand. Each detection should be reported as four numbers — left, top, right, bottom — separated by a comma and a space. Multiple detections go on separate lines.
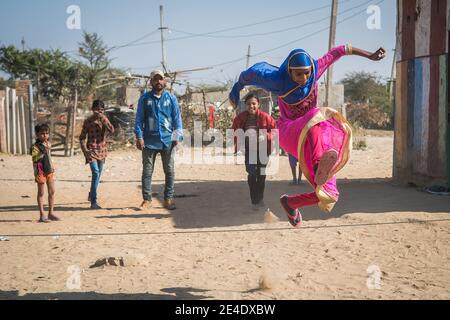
2, 178, 449, 229
97, 178, 450, 229
0, 287, 213, 300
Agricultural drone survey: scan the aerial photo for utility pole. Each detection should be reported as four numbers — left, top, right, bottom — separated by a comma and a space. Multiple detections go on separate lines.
388, 47, 396, 107
21, 37, 25, 51
69, 89, 78, 157
159, 5, 168, 73
245, 45, 251, 69
325, 0, 338, 107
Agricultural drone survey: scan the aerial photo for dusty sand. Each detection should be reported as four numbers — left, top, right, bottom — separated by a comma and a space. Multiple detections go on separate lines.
0, 131, 449, 300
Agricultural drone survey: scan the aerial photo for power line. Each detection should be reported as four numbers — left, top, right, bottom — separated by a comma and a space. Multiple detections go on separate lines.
68, 2, 344, 53
201, 0, 384, 71
169, 5, 335, 38
64, 29, 160, 55
126, 65, 162, 71
63, 0, 384, 78
110, 0, 357, 49
257, 56, 285, 60
167, 2, 333, 40
169, 0, 369, 39
252, 0, 385, 58
195, 2, 335, 33
86, 0, 362, 53
208, 55, 247, 69
110, 29, 159, 51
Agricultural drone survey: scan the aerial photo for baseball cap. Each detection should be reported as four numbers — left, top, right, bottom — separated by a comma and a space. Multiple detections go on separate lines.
150, 70, 165, 79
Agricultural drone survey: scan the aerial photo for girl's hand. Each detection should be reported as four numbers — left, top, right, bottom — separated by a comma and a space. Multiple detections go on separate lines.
368, 47, 386, 61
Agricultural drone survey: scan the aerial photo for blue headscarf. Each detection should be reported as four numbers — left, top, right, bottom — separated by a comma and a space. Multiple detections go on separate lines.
229, 49, 319, 106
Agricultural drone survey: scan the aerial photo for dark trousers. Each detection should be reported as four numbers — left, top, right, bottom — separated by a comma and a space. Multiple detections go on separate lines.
142, 145, 175, 201
246, 164, 266, 205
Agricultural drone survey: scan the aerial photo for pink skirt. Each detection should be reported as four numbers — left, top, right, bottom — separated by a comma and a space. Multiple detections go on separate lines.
278, 99, 352, 212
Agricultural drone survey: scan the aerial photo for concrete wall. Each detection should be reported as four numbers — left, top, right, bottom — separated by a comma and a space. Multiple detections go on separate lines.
116, 86, 142, 108
0, 90, 6, 153
317, 84, 344, 109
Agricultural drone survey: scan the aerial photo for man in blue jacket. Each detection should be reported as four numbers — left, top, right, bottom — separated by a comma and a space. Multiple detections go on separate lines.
135, 70, 183, 210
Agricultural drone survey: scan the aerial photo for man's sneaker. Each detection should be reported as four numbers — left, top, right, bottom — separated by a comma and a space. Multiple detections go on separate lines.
139, 200, 152, 210
163, 199, 176, 210
90, 203, 102, 210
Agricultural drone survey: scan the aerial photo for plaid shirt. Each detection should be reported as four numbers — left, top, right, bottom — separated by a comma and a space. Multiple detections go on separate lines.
79, 114, 114, 162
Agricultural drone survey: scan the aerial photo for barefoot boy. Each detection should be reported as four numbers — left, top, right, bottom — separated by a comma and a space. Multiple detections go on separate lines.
31, 124, 60, 222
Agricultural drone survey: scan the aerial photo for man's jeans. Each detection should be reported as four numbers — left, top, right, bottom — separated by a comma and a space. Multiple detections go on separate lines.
89, 159, 104, 204
142, 145, 175, 201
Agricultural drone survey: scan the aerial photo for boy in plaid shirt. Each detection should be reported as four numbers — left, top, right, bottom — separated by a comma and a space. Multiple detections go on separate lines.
79, 100, 114, 209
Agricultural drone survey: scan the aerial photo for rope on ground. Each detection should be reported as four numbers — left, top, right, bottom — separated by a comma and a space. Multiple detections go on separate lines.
2, 218, 450, 238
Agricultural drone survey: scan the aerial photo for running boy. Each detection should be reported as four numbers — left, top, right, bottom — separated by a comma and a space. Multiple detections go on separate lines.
79, 100, 115, 209
288, 154, 303, 185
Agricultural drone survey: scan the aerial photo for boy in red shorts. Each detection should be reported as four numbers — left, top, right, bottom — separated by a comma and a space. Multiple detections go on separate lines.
31, 124, 60, 223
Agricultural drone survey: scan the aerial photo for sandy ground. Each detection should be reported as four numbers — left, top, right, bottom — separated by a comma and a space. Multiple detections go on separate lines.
0, 131, 449, 300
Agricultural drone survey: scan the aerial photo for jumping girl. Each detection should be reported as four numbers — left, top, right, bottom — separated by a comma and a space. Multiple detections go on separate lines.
229, 44, 385, 227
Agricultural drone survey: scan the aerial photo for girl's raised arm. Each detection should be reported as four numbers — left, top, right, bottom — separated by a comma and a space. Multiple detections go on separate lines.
317, 45, 386, 79
351, 46, 386, 61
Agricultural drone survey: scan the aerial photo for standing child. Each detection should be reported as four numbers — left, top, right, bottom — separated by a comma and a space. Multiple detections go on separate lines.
288, 154, 303, 185
31, 124, 59, 223
230, 45, 385, 226
232, 92, 276, 210
79, 100, 114, 209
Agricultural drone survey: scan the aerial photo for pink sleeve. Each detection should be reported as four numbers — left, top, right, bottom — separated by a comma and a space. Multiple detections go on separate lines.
316, 45, 349, 80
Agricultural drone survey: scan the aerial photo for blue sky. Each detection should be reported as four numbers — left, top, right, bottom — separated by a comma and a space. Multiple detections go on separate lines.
0, 0, 396, 92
